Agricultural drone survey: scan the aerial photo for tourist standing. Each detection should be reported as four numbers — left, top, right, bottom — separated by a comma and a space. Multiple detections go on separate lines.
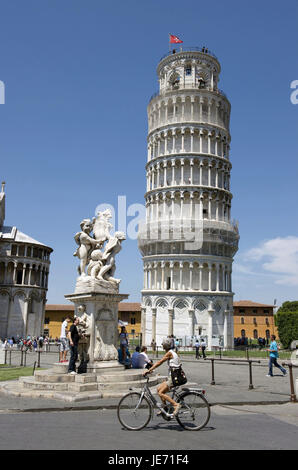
38, 336, 44, 349
67, 317, 80, 375
201, 338, 207, 359
266, 335, 287, 377
59, 316, 71, 363
119, 326, 129, 362
195, 338, 201, 359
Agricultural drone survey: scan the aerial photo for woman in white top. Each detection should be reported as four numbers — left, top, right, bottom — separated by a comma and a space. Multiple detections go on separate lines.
144, 338, 181, 416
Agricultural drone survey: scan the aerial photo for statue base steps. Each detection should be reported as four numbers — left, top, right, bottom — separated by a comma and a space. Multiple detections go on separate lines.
0, 362, 166, 402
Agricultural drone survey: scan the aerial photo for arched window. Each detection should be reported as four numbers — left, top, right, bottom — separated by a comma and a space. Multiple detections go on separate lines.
169, 72, 180, 89
241, 329, 245, 337
253, 329, 258, 339
266, 329, 270, 338
241, 317, 245, 324
185, 65, 192, 76
16, 264, 23, 284
0, 262, 5, 283
18, 245, 25, 257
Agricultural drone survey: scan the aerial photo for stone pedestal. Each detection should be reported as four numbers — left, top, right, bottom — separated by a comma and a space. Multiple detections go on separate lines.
65, 290, 128, 365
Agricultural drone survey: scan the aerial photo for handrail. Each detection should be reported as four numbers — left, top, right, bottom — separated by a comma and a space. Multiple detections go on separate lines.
160, 46, 218, 62
204, 357, 261, 389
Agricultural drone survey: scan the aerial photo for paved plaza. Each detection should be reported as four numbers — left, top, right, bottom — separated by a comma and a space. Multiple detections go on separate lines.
0, 350, 296, 409
0, 351, 297, 450
0, 404, 297, 451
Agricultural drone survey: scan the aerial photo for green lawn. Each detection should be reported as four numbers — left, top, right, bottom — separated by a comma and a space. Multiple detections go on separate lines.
218, 350, 291, 360
146, 349, 292, 360
0, 365, 37, 381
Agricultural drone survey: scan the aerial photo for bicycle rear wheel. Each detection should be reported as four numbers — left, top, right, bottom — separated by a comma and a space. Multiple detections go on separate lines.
176, 392, 210, 431
117, 392, 152, 430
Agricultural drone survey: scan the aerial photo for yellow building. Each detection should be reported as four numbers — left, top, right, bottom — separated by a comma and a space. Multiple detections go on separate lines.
45, 300, 277, 343
44, 302, 142, 340
118, 302, 141, 340
44, 305, 74, 339
233, 300, 277, 340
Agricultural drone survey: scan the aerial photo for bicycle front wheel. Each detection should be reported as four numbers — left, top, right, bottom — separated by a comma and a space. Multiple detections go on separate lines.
117, 392, 152, 430
176, 392, 210, 431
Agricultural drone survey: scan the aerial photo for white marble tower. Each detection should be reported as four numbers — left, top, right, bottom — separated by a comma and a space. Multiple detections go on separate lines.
138, 46, 239, 349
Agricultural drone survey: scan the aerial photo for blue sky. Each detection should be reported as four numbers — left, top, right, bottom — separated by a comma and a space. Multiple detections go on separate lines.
0, 0, 297, 308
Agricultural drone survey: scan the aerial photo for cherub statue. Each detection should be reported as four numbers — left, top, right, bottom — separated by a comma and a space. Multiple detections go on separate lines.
97, 231, 126, 285
93, 209, 113, 246
73, 219, 99, 276
73, 211, 125, 287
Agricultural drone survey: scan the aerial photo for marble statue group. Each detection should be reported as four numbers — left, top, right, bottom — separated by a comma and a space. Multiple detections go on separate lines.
73, 209, 125, 291
65, 208, 128, 364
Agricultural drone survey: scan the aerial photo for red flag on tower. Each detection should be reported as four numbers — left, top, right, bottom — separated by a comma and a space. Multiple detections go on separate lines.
169, 34, 183, 44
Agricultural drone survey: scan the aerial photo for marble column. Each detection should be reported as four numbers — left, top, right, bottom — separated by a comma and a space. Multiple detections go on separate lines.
170, 262, 174, 290
199, 264, 203, 291
190, 159, 194, 184
141, 306, 146, 345
181, 129, 185, 152
151, 307, 157, 343
180, 159, 184, 185
223, 309, 229, 349
163, 160, 167, 185
179, 262, 183, 290
207, 307, 214, 350
188, 309, 195, 337
168, 308, 174, 336
23, 298, 29, 338
22, 264, 26, 285
189, 263, 193, 290
171, 159, 175, 185
161, 262, 165, 290
216, 264, 220, 291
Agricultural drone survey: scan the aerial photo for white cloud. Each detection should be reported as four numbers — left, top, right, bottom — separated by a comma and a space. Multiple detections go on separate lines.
244, 236, 298, 286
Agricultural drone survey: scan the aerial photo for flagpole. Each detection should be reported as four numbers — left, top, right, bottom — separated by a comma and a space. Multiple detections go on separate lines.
169, 33, 171, 54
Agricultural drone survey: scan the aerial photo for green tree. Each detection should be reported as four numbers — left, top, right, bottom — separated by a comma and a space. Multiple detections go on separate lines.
275, 301, 298, 349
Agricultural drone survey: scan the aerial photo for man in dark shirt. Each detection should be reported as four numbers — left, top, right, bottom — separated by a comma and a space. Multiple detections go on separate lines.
67, 317, 80, 375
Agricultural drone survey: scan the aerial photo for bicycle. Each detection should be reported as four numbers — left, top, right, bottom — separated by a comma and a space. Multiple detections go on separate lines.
117, 376, 210, 431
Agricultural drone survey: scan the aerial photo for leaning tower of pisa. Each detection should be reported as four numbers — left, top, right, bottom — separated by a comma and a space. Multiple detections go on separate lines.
138, 46, 240, 349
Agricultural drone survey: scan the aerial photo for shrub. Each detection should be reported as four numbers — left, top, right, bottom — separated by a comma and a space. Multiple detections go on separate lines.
276, 301, 298, 349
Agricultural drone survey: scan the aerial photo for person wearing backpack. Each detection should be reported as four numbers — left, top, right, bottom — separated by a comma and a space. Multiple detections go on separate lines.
144, 338, 186, 417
